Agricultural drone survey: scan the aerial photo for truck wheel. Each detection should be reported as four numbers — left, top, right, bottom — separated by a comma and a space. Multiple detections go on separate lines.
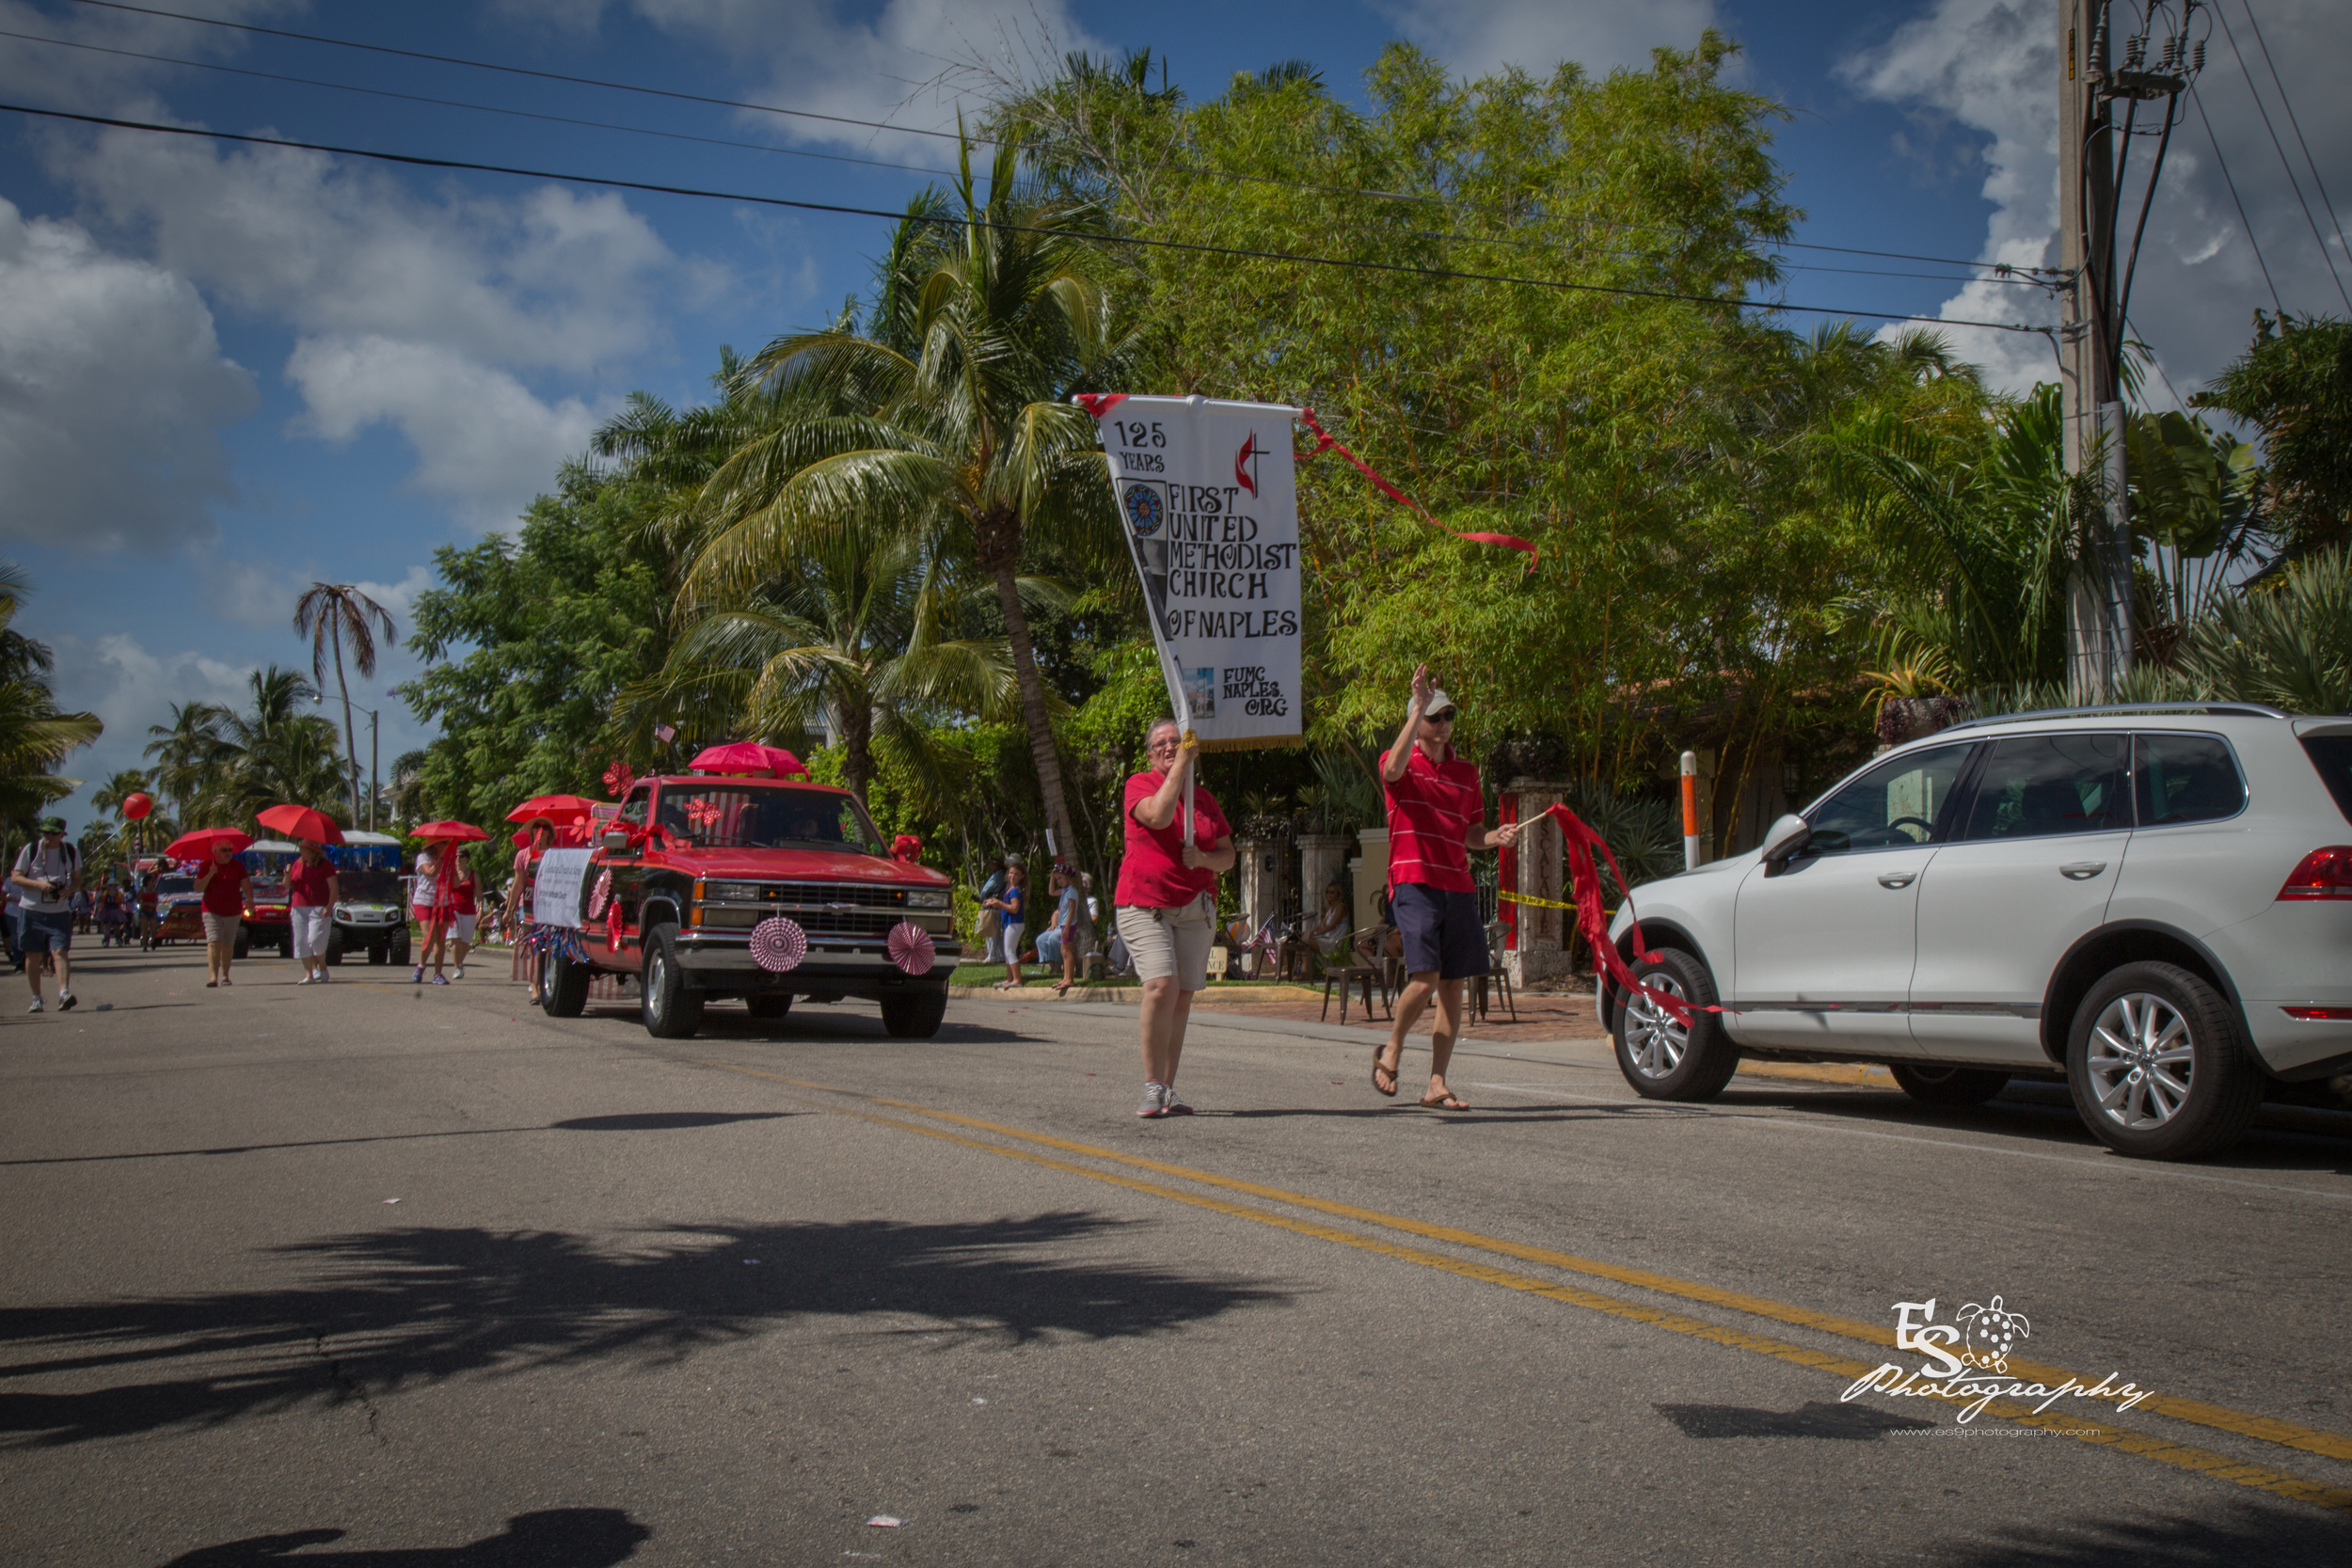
745, 993, 792, 1022
1613, 947, 1739, 1101
2067, 960, 2264, 1161
390, 933, 410, 966
1888, 1063, 2008, 1106
232, 927, 250, 960
879, 989, 947, 1038
640, 925, 705, 1039
541, 947, 591, 1019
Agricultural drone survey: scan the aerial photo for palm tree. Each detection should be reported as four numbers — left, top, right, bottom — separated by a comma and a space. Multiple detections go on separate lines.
678, 135, 1134, 863
627, 522, 1037, 804
0, 562, 102, 829
171, 668, 348, 828
294, 583, 396, 824
144, 701, 231, 820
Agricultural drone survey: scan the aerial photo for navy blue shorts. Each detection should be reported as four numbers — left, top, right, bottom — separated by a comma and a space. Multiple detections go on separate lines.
1391, 883, 1488, 980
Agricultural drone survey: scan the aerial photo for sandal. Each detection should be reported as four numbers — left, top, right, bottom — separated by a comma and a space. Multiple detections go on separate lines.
1418, 1091, 1470, 1112
1372, 1048, 1401, 1098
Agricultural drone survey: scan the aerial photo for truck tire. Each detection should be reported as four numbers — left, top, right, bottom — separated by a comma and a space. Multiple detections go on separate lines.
1612, 947, 1739, 1101
232, 927, 250, 960
745, 993, 792, 1022
390, 931, 410, 966
879, 988, 947, 1038
640, 925, 705, 1039
1888, 1062, 2008, 1106
541, 947, 591, 1019
2066, 960, 2264, 1161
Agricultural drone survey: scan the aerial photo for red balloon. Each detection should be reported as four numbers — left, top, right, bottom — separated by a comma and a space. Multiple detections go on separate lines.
123, 793, 154, 821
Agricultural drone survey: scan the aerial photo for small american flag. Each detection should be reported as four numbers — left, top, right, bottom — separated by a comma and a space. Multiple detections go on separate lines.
654, 723, 675, 743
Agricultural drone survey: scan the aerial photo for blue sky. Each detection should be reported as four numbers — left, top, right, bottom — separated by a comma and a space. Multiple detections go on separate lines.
5, 0, 2347, 829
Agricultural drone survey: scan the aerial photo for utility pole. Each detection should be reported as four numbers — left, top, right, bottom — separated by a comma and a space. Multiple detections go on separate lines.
2058, 0, 2134, 703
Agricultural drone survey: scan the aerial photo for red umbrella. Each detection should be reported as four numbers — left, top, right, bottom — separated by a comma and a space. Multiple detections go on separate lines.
408, 820, 492, 843
689, 741, 808, 778
166, 827, 252, 861
256, 803, 346, 846
505, 795, 599, 824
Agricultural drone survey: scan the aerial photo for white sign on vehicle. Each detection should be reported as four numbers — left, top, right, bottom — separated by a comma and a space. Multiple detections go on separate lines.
532, 847, 594, 928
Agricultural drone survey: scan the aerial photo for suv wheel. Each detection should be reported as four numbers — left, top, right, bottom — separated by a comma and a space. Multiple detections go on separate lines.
2066, 960, 2264, 1160
541, 947, 591, 1019
1613, 948, 1739, 1101
879, 989, 947, 1039
1888, 1063, 2009, 1106
640, 925, 705, 1039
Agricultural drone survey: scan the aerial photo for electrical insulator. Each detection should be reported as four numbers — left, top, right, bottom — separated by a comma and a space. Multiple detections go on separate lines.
2192, 40, 2205, 73
2124, 34, 2146, 70
2090, 14, 2108, 69
2159, 36, 2179, 71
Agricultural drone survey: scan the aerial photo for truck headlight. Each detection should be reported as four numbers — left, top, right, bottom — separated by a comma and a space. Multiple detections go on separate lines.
707, 881, 764, 902
906, 889, 950, 910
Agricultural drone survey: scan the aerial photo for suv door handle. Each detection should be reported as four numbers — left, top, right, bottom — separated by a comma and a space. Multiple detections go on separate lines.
2059, 862, 2107, 879
1877, 872, 1916, 889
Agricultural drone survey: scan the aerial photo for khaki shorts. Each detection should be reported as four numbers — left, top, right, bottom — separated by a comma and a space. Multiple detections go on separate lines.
200, 911, 240, 944
1115, 895, 1216, 991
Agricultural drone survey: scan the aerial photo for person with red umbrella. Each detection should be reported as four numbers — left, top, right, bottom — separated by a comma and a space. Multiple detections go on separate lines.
258, 806, 345, 986
406, 822, 489, 986
194, 837, 250, 989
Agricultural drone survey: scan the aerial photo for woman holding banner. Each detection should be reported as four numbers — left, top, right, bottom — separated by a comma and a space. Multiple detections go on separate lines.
1372, 667, 1523, 1111
1116, 717, 1236, 1117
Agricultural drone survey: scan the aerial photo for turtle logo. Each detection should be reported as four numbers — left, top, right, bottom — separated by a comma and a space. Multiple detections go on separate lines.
1955, 1296, 2030, 1373
1122, 482, 1164, 538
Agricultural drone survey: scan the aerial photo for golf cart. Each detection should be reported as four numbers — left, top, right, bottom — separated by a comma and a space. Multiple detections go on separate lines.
325, 831, 410, 966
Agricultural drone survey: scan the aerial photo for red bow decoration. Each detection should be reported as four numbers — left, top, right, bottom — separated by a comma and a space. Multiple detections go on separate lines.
606, 895, 626, 955
1297, 408, 1537, 575
891, 833, 923, 863
615, 819, 667, 853
603, 760, 635, 799
1536, 803, 1719, 1029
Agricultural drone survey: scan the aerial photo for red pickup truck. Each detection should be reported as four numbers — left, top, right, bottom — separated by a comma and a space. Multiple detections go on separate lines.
537, 773, 958, 1038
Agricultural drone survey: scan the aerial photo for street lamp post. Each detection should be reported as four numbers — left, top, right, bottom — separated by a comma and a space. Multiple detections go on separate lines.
318, 696, 383, 831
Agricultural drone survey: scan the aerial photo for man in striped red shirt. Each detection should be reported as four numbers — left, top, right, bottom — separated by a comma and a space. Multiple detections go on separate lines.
1373, 666, 1523, 1111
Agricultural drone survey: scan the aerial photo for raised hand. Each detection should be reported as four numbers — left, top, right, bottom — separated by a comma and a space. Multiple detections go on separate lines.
1409, 663, 1434, 715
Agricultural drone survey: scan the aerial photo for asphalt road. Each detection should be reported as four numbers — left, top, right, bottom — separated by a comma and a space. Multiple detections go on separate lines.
4, 942, 2350, 1566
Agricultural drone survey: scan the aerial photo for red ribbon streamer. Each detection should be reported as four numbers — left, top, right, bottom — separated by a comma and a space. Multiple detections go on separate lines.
1536, 802, 1719, 1029
1296, 407, 1537, 574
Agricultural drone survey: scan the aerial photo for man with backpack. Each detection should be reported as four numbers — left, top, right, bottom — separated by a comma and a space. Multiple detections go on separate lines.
10, 816, 82, 1013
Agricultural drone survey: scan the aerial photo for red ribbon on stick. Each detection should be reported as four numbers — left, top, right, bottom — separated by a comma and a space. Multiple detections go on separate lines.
1296, 408, 1538, 574
1535, 802, 1718, 1029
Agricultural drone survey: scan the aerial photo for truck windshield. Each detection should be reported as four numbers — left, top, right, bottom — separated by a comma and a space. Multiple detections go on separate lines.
657, 785, 883, 852
158, 876, 195, 896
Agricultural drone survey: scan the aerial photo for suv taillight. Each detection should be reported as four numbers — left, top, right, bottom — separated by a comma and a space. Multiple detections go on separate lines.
2277, 847, 2352, 900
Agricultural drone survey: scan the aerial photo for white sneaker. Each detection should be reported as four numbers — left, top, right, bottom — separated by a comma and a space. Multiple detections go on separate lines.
318, 970, 330, 983
25, 998, 42, 1014
296, 975, 314, 986
452, 966, 464, 981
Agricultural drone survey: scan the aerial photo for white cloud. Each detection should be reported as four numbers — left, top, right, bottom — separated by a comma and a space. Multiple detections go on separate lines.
288, 337, 605, 528
0, 198, 255, 551
1369, 0, 1724, 80
43, 628, 255, 810
48, 124, 719, 531
1841, 0, 2352, 400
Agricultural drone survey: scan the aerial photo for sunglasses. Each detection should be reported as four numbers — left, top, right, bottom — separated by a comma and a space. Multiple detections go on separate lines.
1425, 708, 1458, 723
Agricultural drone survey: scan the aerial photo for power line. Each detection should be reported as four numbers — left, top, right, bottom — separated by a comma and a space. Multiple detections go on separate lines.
2213, 0, 2351, 309
0, 100, 2056, 336
64, 0, 2048, 278
2236, 0, 2352, 295
2188, 84, 2281, 312
0, 23, 2051, 293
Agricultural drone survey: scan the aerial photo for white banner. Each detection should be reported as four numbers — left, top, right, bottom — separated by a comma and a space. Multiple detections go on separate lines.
532, 847, 594, 929
1082, 395, 1304, 750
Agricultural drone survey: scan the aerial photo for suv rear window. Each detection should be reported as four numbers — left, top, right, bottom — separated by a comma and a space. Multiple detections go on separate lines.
2134, 733, 2247, 825
2300, 736, 2352, 824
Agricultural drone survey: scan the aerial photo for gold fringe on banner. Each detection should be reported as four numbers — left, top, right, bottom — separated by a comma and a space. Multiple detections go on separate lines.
1190, 734, 1306, 754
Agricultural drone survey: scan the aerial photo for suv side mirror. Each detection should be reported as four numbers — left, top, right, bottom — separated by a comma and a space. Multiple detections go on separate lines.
602, 830, 631, 853
1757, 813, 1812, 864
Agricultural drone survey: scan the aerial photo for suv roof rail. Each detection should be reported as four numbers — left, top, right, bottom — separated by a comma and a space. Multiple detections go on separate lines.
1943, 701, 2295, 733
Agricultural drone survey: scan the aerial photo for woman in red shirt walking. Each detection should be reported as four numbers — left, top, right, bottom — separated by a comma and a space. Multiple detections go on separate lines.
1114, 717, 1236, 1117
1372, 667, 1523, 1110
288, 838, 340, 985
194, 839, 248, 989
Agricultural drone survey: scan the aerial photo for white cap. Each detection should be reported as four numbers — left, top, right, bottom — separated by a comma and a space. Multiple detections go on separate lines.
1419, 687, 1456, 719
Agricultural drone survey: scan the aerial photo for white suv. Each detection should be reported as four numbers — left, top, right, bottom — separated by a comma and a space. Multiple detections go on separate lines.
1599, 704, 2352, 1160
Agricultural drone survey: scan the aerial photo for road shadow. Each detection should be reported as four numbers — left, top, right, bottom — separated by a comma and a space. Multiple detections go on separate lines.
548, 1112, 788, 1132
1, 1212, 1281, 1448
1655, 1401, 1933, 1439
1919, 1497, 2352, 1566
1, 1112, 793, 1167
159, 1508, 649, 1565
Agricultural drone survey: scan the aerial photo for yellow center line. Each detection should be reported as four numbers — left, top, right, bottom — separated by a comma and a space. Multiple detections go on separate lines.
694, 1058, 2352, 1491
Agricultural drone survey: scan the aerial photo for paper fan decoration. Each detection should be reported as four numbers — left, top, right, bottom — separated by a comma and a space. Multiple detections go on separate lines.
749, 916, 807, 973
587, 868, 612, 919
885, 921, 938, 977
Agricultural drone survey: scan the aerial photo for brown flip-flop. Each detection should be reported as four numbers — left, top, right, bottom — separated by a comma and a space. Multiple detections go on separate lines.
1372, 1049, 1401, 1098
1418, 1091, 1470, 1112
